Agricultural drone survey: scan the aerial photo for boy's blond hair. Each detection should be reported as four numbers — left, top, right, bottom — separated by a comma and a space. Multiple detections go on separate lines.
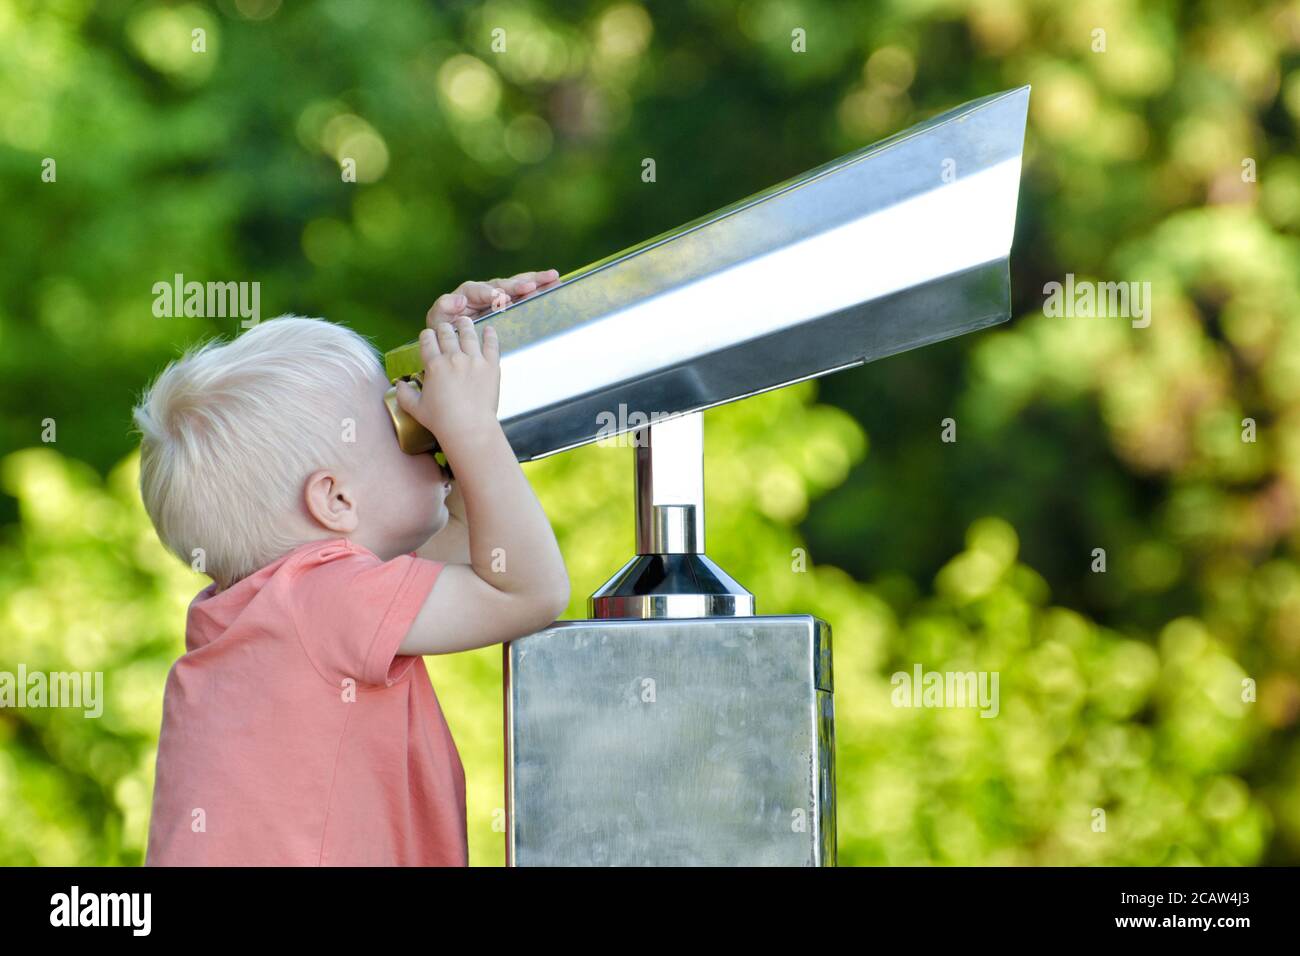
132, 316, 381, 589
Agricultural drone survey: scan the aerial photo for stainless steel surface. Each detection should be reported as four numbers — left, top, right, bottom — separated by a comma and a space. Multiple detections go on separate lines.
386, 85, 1029, 463
634, 413, 703, 554
590, 411, 757, 620
588, 553, 756, 620
504, 616, 834, 866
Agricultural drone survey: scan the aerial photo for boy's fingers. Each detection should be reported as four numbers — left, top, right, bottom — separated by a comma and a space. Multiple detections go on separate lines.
434, 271, 558, 329
446, 270, 560, 318
481, 324, 500, 363
419, 326, 441, 365
495, 269, 559, 298
492, 274, 534, 297
457, 281, 507, 311
517, 268, 560, 288
433, 320, 461, 355
394, 379, 419, 413
452, 314, 481, 357
426, 292, 467, 328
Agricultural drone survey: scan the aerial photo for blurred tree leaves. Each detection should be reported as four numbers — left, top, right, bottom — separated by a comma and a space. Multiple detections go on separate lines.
1, 0, 1298, 864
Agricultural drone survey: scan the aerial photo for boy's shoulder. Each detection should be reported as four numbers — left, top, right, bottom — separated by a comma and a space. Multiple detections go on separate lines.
181, 535, 442, 688
187, 539, 364, 623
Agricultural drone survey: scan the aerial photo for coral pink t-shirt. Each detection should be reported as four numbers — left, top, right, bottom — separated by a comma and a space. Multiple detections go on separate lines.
145, 538, 467, 866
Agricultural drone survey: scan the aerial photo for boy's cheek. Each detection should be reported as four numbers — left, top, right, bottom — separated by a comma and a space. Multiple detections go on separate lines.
409, 455, 445, 499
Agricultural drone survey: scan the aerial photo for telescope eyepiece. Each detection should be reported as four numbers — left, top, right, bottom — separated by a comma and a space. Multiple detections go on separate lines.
383, 374, 443, 465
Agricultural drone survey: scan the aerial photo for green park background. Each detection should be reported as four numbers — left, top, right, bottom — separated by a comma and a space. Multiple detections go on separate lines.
2, 0, 1299, 865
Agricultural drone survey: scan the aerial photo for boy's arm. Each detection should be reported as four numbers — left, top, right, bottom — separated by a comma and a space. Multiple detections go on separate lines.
401, 421, 568, 654
413, 268, 560, 568
396, 322, 569, 655
402, 559, 566, 655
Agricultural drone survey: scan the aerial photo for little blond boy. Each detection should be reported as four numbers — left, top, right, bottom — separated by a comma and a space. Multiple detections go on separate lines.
133, 271, 569, 866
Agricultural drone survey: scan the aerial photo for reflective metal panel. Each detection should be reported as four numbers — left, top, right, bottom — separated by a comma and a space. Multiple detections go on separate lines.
385, 86, 1029, 462
504, 616, 834, 866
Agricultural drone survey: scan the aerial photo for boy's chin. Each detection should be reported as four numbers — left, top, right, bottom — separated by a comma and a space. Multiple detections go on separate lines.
415, 512, 449, 545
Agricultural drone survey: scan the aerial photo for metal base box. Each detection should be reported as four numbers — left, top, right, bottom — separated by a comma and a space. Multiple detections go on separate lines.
505, 614, 835, 866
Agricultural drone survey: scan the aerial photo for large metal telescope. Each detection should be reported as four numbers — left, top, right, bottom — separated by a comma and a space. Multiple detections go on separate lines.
386, 86, 1029, 464
384, 86, 1030, 866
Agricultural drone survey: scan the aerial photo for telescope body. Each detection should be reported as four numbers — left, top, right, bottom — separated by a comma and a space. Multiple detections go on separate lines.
386, 86, 1029, 463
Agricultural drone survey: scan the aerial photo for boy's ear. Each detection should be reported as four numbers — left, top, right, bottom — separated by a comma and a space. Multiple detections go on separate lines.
303, 470, 359, 533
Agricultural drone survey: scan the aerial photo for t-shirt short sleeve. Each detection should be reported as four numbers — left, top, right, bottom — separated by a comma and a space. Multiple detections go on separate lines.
287, 540, 445, 688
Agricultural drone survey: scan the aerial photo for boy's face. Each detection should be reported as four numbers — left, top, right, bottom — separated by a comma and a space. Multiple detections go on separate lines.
347, 368, 452, 558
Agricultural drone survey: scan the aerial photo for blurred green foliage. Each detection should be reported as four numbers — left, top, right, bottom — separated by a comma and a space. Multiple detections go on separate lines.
1, 0, 1298, 865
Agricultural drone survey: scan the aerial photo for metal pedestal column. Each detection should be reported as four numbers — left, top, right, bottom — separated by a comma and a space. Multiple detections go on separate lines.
504, 412, 836, 866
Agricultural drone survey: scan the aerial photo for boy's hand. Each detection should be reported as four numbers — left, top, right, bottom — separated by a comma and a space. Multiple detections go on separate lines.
394, 316, 501, 446
425, 269, 560, 329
